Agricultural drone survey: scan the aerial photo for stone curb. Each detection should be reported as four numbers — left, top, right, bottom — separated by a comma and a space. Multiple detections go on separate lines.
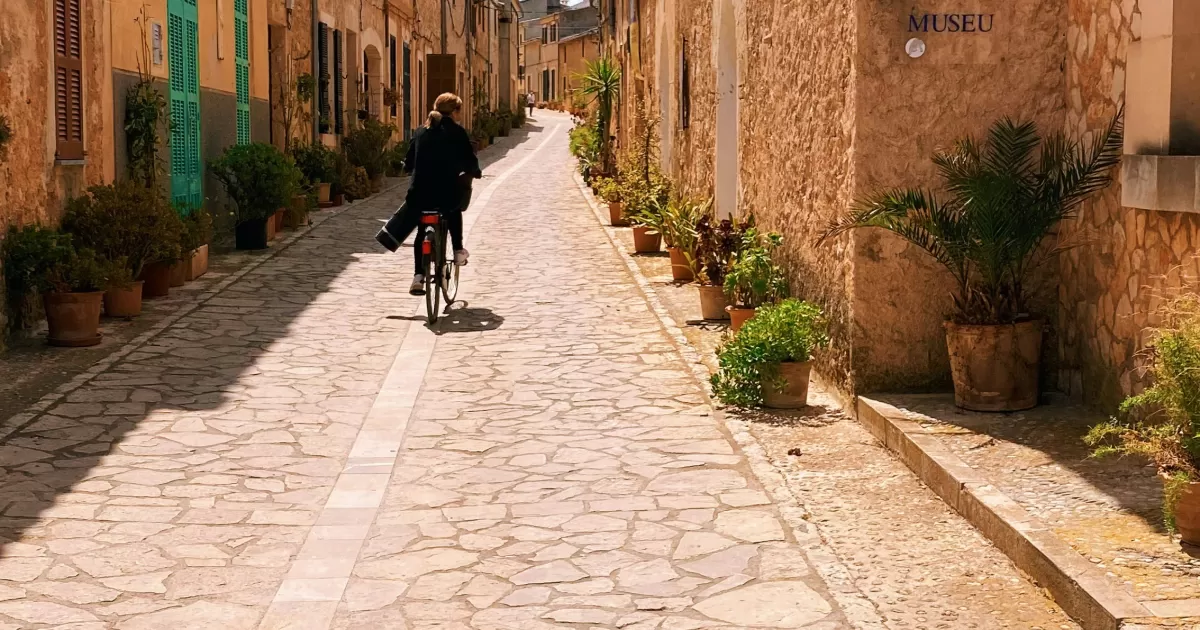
856, 396, 1154, 630
0, 182, 406, 439
570, 171, 888, 629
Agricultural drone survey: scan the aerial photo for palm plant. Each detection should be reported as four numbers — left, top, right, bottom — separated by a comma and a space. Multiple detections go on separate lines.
578, 58, 620, 174
821, 112, 1123, 325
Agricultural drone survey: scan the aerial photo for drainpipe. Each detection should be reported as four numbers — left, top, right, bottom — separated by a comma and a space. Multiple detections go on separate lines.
311, 0, 319, 142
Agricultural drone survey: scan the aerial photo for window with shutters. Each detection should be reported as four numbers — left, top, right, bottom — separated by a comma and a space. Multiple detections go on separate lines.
234, 0, 250, 144
402, 42, 411, 138
389, 36, 397, 118
333, 30, 344, 134
54, 0, 84, 160
317, 23, 330, 133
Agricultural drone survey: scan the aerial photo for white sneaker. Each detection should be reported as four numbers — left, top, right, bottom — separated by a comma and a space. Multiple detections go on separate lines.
454, 249, 469, 266
409, 274, 426, 295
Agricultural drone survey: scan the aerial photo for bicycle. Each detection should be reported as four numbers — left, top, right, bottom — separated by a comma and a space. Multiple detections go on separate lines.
418, 210, 460, 324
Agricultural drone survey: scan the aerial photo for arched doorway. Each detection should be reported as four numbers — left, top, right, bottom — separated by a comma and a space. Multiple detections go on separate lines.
362, 45, 383, 120
714, 0, 738, 218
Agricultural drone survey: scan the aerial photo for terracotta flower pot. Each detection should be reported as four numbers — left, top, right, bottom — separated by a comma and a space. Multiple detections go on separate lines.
44, 291, 104, 347
237, 218, 270, 250
332, 193, 345, 207
945, 319, 1043, 412
273, 209, 286, 234
668, 247, 695, 283
632, 226, 662, 253
1167, 475, 1200, 546
186, 245, 209, 281
727, 306, 756, 332
608, 202, 628, 227
285, 196, 310, 229
169, 259, 187, 287
104, 281, 144, 318
698, 285, 730, 320
762, 361, 813, 409
140, 262, 172, 299
317, 182, 332, 205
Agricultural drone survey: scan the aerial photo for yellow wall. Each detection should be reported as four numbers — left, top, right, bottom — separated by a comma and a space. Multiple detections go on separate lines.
251, 0, 268, 99
111, 0, 169, 80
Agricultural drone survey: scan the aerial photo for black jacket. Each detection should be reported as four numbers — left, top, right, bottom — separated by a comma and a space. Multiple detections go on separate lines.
404, 119, 481, 213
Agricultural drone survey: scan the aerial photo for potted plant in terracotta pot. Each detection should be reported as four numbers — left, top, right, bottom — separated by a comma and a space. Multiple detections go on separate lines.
724, 228, 788, 332
344, 118, 395, 193
711, 298, 829, 409
330, 152, 350, 206
291, 142, 337, 207
1087, 290, 1200, 545
181, 208, 214, 281
822, 113, 1123, 411
344, 166, 371, 202
211, 142, 302, 251
1, 226, 117, 347
627, 201, 664, 254
61, 180, 182, 306
595, 177, 626, 227
694, 214, 751, 321
659, 195, 708, 284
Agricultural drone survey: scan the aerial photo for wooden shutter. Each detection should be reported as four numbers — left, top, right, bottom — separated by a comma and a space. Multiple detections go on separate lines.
54, 0, 84, 160
333, 29, 343, 134
402, 42, 411, 138
318, 23, 329, 133
234, 0, 250, 144
425, 54, 456, 114
389, 36, 397, 118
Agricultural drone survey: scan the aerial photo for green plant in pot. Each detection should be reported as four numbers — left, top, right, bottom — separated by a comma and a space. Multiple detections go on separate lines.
344, 166, 371, 201
210, 142, 301, 250
577, 57, 620, 174
821, 113, 1123, 411
343, 119, 395, 189
712, 298, 829, 409
181, 207, 214, 281
2, 226, 118, 347
694, 214, 752, 321
627, 199, 665, 255
724, 228, 788, 331
659, 195, 708, 284
61, 180, 182, 307
290, 142, 337, 205
385, 141, 409, 178
1086, 291, 1200, 545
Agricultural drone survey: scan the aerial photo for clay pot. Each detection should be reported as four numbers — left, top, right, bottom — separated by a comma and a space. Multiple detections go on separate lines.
370, 173, 384, 193
44, 291, 104, 347
317, 182, 332, 205
285, 196, 310, 229
273, 209, 286, 234
140, 262, 172, 299
668, 247, 695, 283
104, 281, 144, 318
944, 319, 1043, 412
727, 306, 756, 332
169, 259, 187, 287
186, 245, 209, 281
762, 361, 813, 409
237, 218, 270, 250
698, 285, 730, 320
632, 226, 662, 253
608, 202, 628, 227
1168, 476, 1200, 546
332, 193, 345, 207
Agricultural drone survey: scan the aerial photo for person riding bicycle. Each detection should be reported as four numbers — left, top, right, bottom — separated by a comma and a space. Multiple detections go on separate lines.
374, 92, 481, 295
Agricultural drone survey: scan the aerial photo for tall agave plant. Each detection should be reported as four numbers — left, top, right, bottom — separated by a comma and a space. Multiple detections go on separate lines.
578, 58, 620, 174
821, 111, 1123, 325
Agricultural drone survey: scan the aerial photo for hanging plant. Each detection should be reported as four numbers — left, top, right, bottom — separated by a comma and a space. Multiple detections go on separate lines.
382, 87, 400, 108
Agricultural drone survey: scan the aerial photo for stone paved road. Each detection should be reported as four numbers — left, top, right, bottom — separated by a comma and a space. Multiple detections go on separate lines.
0, 115, 853, 629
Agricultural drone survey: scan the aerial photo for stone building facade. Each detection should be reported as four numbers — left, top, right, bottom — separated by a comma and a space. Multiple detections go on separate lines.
600, 0, 1187, 410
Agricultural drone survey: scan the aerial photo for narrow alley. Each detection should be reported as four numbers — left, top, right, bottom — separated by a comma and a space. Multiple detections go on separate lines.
0, 114, 1074, 629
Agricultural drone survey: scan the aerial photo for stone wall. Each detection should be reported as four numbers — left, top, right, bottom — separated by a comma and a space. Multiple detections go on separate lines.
1057, 0, 1154, 410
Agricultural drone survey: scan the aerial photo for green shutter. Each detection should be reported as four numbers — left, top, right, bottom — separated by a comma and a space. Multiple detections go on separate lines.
169, 0, 202, 211
234, 0, 250, 145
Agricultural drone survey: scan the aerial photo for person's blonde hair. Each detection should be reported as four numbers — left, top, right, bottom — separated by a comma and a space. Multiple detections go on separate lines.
426, 93, 462, 128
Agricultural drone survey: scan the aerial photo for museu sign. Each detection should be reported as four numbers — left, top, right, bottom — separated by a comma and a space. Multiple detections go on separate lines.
908, 13, 995, 33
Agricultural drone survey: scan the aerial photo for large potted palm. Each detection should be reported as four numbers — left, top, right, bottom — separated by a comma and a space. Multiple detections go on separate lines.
577, 58, 620, 175
823, 113, 1123, 411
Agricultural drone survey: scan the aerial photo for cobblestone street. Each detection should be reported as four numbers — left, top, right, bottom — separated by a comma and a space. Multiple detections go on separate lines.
0, 114, 1070, 629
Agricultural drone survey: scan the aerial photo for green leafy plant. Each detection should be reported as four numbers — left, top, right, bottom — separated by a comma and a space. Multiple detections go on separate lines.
659, 195, 710, 267
1086, 291, 1200, 531
45, 248, 119, 293
296, 73, 316, 103
577, 57, 620, 173
330, 151, 352, 196
385, 141, 409, 177
615, 100, 669, 218
696, 214, 753, 287
343, 119, 395, 179
210, 143, 302, 224
3, 226, 73, 329
180, 207, 214, 254
125, 7, 170, 187
711, 299, 829, 407
724, 229, 789, 309
290, 142, 338, 185
61, 181, 184, 278
821, 112, 1124, 325
569, 117, 600, 177
344, 166, 371, 200
595, 176, 620, 203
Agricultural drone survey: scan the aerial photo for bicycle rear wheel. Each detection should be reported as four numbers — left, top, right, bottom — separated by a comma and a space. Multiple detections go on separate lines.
424, 231, 441, 324
441, 231, 459, 304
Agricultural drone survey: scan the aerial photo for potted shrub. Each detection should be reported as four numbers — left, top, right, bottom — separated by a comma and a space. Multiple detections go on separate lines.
385, 142, 408, 178
330, 152, 350, 206
344, 166, 371, 202
1, 226, 116, 347
695, 214, 750, 321
1086, 291, 1200, 544
343, 119, 395, 193
285, 191, 312, 229
595, 177, 625, 227
822, 114, 1123, 411
660, 195, 707, 284
711, 299, 829, 409
211, 142, 302, 251
60, 181, 182, 312
627, 201, 664, 254
182, 208, 213, 281
290, 142, 336, 206
724, 228, 789, 332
